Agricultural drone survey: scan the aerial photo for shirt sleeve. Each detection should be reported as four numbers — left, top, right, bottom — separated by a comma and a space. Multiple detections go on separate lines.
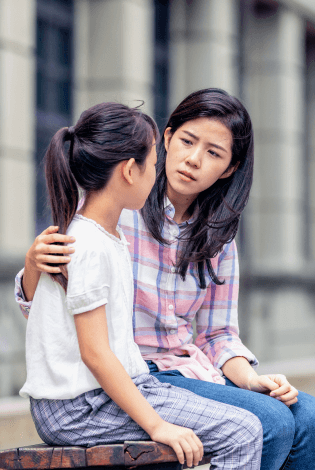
194, 240, 258, 370
15, 268, 32, 319
66, 238, 110, 316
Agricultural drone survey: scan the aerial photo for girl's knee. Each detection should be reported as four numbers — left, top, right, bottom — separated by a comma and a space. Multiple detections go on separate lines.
241, 410, 264, 445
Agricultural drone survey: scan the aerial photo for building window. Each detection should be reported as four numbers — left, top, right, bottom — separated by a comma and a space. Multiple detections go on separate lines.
154, 0, 170, 133
36, 0, 74, 234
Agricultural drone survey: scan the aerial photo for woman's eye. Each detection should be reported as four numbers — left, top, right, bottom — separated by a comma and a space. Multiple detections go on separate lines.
208, 149, 220, 157
181, 138, 192, 145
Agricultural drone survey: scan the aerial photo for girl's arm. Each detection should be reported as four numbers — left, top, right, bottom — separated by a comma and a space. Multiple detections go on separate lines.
21, 226, 75, 301
74, 305, 203, 468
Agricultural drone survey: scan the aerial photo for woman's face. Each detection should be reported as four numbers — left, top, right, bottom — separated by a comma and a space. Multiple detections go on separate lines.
164, 117, 236, 202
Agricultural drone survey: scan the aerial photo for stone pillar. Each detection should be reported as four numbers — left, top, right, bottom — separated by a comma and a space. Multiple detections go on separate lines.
73, 0, 155, 120
243, 4, 305, 272
169, 0, 240, 111
0, 0, 36, 257
0, 0, 36, 398
306, 31, 315, 260
240, 3, 315, 362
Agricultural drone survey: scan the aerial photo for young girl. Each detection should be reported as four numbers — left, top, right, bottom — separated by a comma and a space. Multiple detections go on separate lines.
18, 102, 263, 469
17, 89, 315, 469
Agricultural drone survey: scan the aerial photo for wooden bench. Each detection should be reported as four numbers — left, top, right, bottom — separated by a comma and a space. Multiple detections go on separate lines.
0, 441, 211, 469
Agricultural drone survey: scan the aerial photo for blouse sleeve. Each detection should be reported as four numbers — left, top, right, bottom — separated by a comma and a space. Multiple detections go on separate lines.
194, 240, 258, 370
66, 238, 110, 316
14, 268, 32, 319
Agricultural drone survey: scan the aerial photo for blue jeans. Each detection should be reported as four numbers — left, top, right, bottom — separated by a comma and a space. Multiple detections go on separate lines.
147, 362, 315, 470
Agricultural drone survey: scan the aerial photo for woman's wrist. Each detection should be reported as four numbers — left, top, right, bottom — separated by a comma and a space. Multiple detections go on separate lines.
222, 356, 258, 390
22, 254, 41, 301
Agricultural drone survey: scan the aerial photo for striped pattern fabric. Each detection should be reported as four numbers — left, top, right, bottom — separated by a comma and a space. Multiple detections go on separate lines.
15, 199, 258, 374
31, 373, 263, 469
119, 201, 258, 372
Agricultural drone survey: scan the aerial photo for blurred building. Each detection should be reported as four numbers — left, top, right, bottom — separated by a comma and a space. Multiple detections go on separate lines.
1, 0, 315, 448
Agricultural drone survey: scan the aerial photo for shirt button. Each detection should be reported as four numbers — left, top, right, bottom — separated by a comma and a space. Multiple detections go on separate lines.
168, 304, 174, 310
170, 329, 176, 335
170, 228, 177, 237
171, 267, 176, 273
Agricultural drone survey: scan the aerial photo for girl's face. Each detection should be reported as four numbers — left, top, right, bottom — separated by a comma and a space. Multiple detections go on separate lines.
164, 117, 236, 202
132, 140, 157, 210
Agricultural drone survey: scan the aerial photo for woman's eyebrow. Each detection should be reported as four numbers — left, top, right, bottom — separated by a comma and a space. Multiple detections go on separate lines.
182, 130, 228, 153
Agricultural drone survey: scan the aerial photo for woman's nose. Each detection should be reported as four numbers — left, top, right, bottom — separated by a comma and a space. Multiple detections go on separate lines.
186, 149, 201, 168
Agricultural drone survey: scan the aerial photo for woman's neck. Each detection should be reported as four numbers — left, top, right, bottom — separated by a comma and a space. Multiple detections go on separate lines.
166, 185, 197, 224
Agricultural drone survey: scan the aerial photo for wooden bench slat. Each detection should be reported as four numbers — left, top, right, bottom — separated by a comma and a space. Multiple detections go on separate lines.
0, 448, 19, 470
18, 446, 53, 469
86, 444, 124, 467
50, 447, 86, 469
123, 441, 177, 467
0, 442, 211, 469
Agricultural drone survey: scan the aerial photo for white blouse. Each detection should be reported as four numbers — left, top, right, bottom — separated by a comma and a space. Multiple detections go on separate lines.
20, 215, 149, 400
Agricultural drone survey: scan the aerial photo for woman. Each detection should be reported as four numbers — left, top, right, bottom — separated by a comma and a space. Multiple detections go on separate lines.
16, 89, 315, 469
20, 101, 265, 469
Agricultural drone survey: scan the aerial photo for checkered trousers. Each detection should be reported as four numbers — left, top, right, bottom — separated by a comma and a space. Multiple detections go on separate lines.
30, 374, 262, 469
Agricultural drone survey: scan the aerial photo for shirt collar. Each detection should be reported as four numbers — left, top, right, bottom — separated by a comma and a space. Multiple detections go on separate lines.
164, 196, 199, 226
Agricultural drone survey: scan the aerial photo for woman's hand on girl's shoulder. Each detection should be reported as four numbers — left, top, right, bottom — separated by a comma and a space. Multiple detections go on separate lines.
149, 421, 203, 468
26, 225, 75, 274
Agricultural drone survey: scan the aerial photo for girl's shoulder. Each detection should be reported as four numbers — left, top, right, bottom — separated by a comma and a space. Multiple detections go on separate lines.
67, 215, 105, 245
66, 215, 118, 264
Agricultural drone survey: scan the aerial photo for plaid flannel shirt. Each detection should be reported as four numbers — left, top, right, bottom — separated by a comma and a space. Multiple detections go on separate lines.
15, 199, 258, 372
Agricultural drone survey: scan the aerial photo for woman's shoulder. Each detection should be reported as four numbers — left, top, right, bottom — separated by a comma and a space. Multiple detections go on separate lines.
119, 208, 138, 227
119, 209, 146, 234
221, 239, 237, 256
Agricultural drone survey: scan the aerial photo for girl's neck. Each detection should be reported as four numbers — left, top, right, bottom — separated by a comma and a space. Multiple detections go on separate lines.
79, 192, 122, 239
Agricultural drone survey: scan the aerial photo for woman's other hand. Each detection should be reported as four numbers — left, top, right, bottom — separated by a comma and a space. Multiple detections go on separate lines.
22, 226, 75, 301
25, 225, 75, 274
249, 373, 298, 407
149, 421, 204, 468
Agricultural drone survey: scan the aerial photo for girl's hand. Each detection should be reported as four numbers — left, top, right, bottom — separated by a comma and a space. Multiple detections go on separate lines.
25, 226, 75, 274
248, 372, 298, 407
149, 421, 203, 468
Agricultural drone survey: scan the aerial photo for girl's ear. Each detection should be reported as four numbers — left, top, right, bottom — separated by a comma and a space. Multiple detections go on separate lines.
121, 158, 135, 185
219, 161, 240, 179
164, 127, 172, 152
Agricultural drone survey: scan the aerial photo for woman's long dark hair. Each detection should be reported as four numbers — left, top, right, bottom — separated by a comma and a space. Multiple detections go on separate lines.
45, 102, 158, 290
141, 88, 254, 289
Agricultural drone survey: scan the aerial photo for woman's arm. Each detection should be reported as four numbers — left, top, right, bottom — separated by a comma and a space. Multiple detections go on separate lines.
195, 240, 258, 369
22, 226, 75, 301
195, 241, 298, 406
221, 356, 298, 407
74, 305, 203, 468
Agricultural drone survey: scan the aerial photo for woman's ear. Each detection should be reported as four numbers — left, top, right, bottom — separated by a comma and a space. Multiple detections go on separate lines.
219, 161, 240, 179
164, 127, 172, 152
121, 158, 135, 185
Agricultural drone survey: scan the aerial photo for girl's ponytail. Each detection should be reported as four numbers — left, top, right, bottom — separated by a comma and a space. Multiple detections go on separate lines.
43, 102, 159, 292
44, 126, 79, 290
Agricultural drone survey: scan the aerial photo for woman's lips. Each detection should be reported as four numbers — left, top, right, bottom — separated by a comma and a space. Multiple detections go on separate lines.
178, 171, 196, 182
